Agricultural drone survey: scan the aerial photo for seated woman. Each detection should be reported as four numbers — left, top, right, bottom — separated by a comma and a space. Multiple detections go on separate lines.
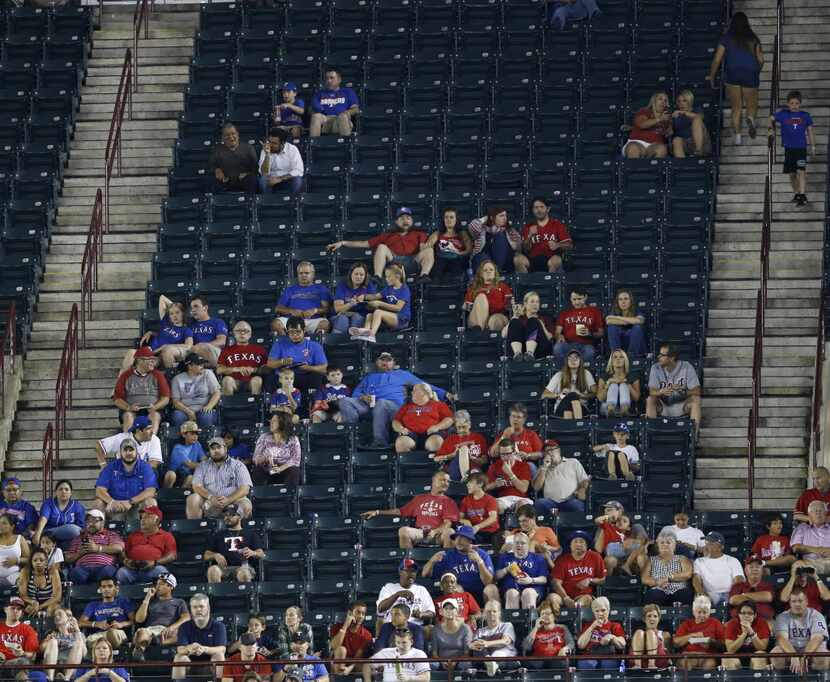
641, 531, 695, 606
630, 604, 671, 670
596, 350, 641, 417
469, 601, 518, 677
503, 291, 555, 360
542, 349, 596, 419
673, 595, 724, 670
426, 207, 472, 282
605, 289, 647, 358
32, 479, 85, 547
464, 260, 512, 332
121, 295, 192, 371
349, 263, 411, 343
434, 410, 489, 481
672, 90, 712, 158
723, 601, 770, 670
431, 601, 473, 670
252, 412, 301, 487
70, 637, 130, 682
392, 383, 454, 454
331, 262, 377, 335
18, 547, 63, 618
41, 607, 86, 682
276, 606, 314, 659
468, 208, 522, 273
623, 92, 673, 159
576, 596, 627, 670
522, 602, 573, 669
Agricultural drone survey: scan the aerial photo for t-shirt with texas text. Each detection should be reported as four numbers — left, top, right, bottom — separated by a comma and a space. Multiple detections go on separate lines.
0, 620, 38, 659
521, 218, 573, 259
556, 305, 604, 344
399, 493, 459, 531
190, 317, 228, 344
82, 597, 135, 625
775, 608, 828, 650
460, 493, 500, 532
150, 313, 192, 351
496, 551, 549, 596
218, 343, 267, 382
430, 548, 494, 599
394, 400, 453, 435
551, 550, 606, 597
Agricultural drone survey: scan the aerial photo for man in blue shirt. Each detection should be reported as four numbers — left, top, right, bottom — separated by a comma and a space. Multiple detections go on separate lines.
267, 316, 329, 396
0, 478, 37, 537
309, 67, 360, 138
173, 593, 227, 681
488, 532, 550, 610
337, 352, 454, 447
78, 577, 136, 650
93, 438, 158, 522
273, 261, 332, 335
770, 90, 817, 206
189, 295, 228, 367
422, 525, 495, 604
274, 630, 329, 682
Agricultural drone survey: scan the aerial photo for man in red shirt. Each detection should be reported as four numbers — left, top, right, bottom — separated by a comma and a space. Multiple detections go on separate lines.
328, 206, 434, 280
779, 559, 830, 612
728, 555, 775, 621
549, 533, 606, 613
329, 601, 373, 674
0, 597, 38, 666
360, 470, 459, 548
112, 345, 171, 434
794, 467, 830, 522
216, 321, 268, 397
515, 197, 573, 274
459, 472, 500, 542
434, 573, 481, 626
489, 403, 543, 462
221, 632, 273, 682
435, 409, 489, 481
554, 288, 604, 365
117, 506, 177, 584
485, 440, 533, 513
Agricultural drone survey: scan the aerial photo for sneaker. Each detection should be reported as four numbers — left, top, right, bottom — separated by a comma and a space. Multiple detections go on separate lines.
349, 327, 369, 337
747, 118, 757, 139
365, 335, 377, 343
734, 133, 743, 146
522, 352, 535, 362
792, 193, 801, 203
485, 661, 499, 677
797, 194, 809, 206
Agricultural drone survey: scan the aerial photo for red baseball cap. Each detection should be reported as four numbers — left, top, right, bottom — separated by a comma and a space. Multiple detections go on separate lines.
544, 439, 560, 449
141, 506, 163, 521
134, 346, 155, 359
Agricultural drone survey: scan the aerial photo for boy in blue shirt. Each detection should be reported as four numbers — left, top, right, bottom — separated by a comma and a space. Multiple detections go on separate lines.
309, 67, 360, 137
274, 81, 305, 142
163, 421, 205, 489
310, 366, 351, 423
78, 577, 135, 649
270, 366, 303, 421
770, 90, 816, 206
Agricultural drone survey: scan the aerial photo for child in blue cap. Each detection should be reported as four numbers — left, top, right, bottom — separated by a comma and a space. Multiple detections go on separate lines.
273, 82, 305, 142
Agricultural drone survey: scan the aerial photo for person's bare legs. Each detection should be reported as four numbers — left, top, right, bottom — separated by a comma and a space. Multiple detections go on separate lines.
336, 111, 353, 136
370, 310, 398, 337
486, 313, 508, 332
520, 588, 539, 610
121, 410, 136, 433
646, 143, 668, 158
797, 169, 807, 195
725, 84, 743, 138
483, 584, 501, 605
395, 435, 416, 454
672, 137, 687, 158
310, 113, 326, 137
625, 143, 644, 159
691, 117, 705, 151
571, 399, 583, 419
186, 493, 205, 520
513, 254, 530, 273
646, 395, 659, 418
414, 248, 434, 276
467, 293, 490, 329
547, 254, 563, 271
744, 86, 759, 131
373, 244, 393, 277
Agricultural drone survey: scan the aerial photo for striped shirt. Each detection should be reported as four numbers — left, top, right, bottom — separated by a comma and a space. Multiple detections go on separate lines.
193, 456, 253, 497
67, 529, 124, 568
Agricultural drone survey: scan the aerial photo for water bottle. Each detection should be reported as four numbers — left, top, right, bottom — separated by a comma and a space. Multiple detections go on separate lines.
618, 659, 626, 673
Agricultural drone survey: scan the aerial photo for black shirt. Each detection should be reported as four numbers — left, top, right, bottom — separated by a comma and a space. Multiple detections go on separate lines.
208, 528, 264, 567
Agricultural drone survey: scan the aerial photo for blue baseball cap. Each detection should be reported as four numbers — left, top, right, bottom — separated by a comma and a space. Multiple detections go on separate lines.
451, 525, 477, 542
569, 530, 593, 546
282, 82, 299, 92
396, 207, 413, 217
612, 423, 630, 434
2, 477, 21, 488
130, 415, 153, 432
398, 558, 419, 573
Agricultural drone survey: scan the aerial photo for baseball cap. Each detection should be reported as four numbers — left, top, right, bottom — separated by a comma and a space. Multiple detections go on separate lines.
6, 596, 24, 608
396, 207, 413, 217
398, 558, 419, 573
141, 506, 163, 522
185, 352, 208, 366
223, 504, 242, 517
705, 531, 725, 545
180, 421, 200, 434
378, 352, 394, 360
134, 346, 155, 359
745, 554, 764, 566
566, 347, 582, 358
208, 436, 224, 447
543, 439, 560, 450
282, 81, 298, 92
451, 525, 477, 542
240, 632, 258, 646
441, 600, 458, 610
120, 437, 140, 452
291, 630, 311, 643
2, 477, 21, 488
86, 509, 105, 521
159, 573, 177, 588
130, 415, 152, 432
603, 500, 624, 511
569, 530, 593, 545
612, 423, 630, 434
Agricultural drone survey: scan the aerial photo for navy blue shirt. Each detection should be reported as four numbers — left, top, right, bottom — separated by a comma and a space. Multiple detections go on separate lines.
278, 283, 332, 315
375, 621, 425, 651
334, 280, 378, 317
431, 548, 494, 600
95, 459, 158, 501
190, 317, 228, 344
178, 618, 228, 647
0, 499, 38, 535
71, 669, 130, 682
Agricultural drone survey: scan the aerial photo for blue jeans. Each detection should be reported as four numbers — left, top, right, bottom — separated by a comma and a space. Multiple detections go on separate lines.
337, 397, 399, 444
534, 496, 586, 514
601, 382, 632, 416
472, 231, 515, 273
172, 409, 218, 429
606, 324, 647, 358
554, 341, 596, 365
116, 565, 169, 585
47, 524, 82, 543
258, 175, 304, 194
549, 0, 599, 29
577, 659, 618, 670
69, 563, 118, 585
332, 312, 366, 334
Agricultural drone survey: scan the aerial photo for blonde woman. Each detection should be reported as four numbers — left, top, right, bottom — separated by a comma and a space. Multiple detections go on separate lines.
623, 92, 672, 159
576, 596, 626, 669
542, 349, 596, 419
503, 291, 555, 360
41, 607, 86, 681
121, 295, 193, 371
630, 604, 671, 670
72, 637, 130, 682
596, 350, 641, 417
672, 90, 712, 158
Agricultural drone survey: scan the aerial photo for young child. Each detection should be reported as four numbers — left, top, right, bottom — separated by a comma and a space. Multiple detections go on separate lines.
38, 533, 64, 571
751, 512, 795, 571
224, 429, 252, 464
163, 421, 205, 489
273, 82, 305, 142
592, 423, 640, 480
310, 366, 351, 423
459, 472, 500, 544
594, 501, 647, 575
270, 366, 302, 422
228, 613, 278, 657
769, 90, 816, 206
661, 509, 705, 559
348, 263, 412, 343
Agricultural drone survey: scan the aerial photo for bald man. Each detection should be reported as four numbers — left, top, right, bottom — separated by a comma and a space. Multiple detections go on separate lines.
795, 468, 830, 523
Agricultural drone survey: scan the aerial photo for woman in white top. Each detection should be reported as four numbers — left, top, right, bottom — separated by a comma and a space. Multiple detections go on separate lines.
0, 512, 30, 586
470, 601, 518, 677
542, 349, 596, 419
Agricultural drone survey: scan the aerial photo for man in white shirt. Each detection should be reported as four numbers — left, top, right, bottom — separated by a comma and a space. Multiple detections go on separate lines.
95, 415, 163, 470
692, 531, 745, 606
376, 559, 436, 627
258, 127, 304, 194
364, 628, 430, 682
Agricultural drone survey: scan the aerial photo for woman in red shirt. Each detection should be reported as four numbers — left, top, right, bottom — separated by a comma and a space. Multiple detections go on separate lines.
630, 603, 672, 670
523, 602, 574, 669
392, 383, 455, 454
723, 601, 770, 671
576, 596, 627, 669
674, 595, 725, 670
464, 260, 512, 332
623, 91, 673, 159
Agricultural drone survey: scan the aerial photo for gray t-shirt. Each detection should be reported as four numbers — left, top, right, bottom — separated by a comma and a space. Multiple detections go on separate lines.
432, 623, 472, 658
146, 596, 188, 628
473, 622, 517, 656
775, 608, 828, 651
171, 369, 220, 409
542, 458, 589, 503
648, 360, 700, 404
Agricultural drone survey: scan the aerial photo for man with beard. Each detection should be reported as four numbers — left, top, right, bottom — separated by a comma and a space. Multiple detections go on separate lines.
93, 438, 158, 521
515, 196, 573, 274
532, 440, 590, 513
187, 438, 253, 520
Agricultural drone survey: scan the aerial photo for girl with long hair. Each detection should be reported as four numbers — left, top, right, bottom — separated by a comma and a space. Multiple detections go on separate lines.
467, 207, 522, 273
331, 262, 378, 334
596, 349, 641, 416
542, 349, 596, 418
464, 260, 513, 332
426, 208, 472, 281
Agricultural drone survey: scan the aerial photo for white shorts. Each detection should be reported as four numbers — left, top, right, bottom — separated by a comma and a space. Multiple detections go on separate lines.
277, 317, 327, 333
496, 496, 533, 513
622, 139, 656, 155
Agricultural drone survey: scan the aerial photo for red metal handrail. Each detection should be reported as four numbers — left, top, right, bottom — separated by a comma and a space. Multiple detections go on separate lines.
53, 304, 79, 465
133, 0, 152, 90
103, 48, 133, 233
41, 423, 54, 504
80, 188, 104, 345
0, 302, 17, 417
813, 296, 826, 467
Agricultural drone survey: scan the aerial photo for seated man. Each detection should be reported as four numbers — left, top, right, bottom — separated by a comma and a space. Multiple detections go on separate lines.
189, 295, 228, 367
96, 415, 163, 470
132, 573, 189, 660
0, 596, 38, 669
533, 440, 590, 513
273, 262, 332, 335
173, 593, 228, 681
268, 316, 329, 399
328, 207, 433, 280
549, 533, 606, 612
222, 632, 274, 682
65, 509, 124, 584
376, 559, 436, 628
794, 467, 830, 523
692, 532, 745, 606
209, 123, 257, 193
728, 554, 774, 622
204, 504, 264, 584
93, 438, 158, 521
488, 403, 544, 462
217, 320, 267, 397
78, 577, 135, 649
329, 602, 373, 675
486, 532, 550, 610
646, 343, 702, 435
485, 440, 533, 514
771, 588, 830, 672
422, 526, 495, 606
117, 506, 177, 585
791, 500, 830, 575
186, 437, 253, 520
514, 196, 573, 274
553, 288, 604, 365
258, 127, 304, 194
0, 478, 38, 537
361, 471, 458, 549
366, 627, 429, 682
309, 67, 359, 137
111, 346, 170, 433
780, 560, 830, 613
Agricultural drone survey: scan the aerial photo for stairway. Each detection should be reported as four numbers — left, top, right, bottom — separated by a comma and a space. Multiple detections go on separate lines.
696, 0, 828, 510
4, 5, 197, 505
